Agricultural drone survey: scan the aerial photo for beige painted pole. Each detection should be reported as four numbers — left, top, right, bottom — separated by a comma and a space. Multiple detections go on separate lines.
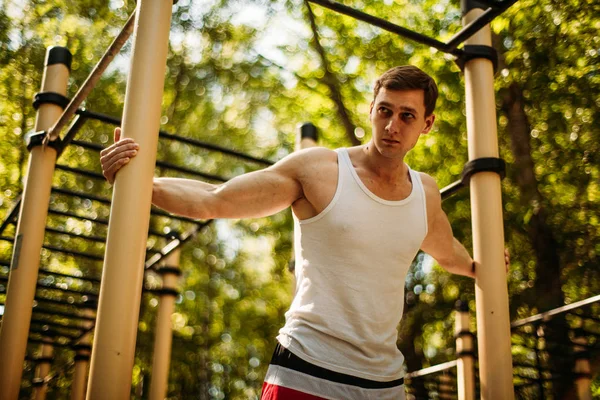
31, 335, 54, 400
149, 248, 182, 400
0, 46, 71, 400
290, 123, 318, 289
455, 301, 475, 400
573, 336, 592, 400
86, 1, 173, 398
462, 3, 514, 399
70, 303, 96, 400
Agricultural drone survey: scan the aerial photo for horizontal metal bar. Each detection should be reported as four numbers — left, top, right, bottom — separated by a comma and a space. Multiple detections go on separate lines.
55, 164, 106, 181
28, 322, 83, 339
0, 288, 95, 310
306, 0, 462, 56
0, 276, 99, 297
145, 220, 213, 270
47, 208, 176, 239
405, 359, 457, 378
30, 316, 90, 331
48, 208, 109, 225
27, 337, 75, 349
31, 305, 95, 322
440, 180, 464, 200
45, 226, 106, 244
41, 243, 104, 262
52, 186, 111, 206
38, 267, 101, 284
511, 294, 600, 328
56, 114, 89, 156
76, 109, 274, 166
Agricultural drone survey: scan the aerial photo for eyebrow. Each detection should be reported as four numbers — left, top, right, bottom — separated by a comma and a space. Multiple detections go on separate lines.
377, 101, 419, 115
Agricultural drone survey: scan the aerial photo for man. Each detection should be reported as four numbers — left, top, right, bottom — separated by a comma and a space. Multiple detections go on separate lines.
101, 66, 507, 399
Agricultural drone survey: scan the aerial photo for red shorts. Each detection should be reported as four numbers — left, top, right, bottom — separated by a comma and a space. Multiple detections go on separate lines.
261, 383, 327, 400
260, 343, 405, 400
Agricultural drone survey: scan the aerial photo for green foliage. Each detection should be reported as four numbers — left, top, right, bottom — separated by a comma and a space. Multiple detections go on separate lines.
0, 0, 598, 398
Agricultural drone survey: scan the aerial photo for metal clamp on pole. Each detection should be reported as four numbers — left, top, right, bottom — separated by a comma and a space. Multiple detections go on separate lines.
32, 92, 71, 110
455, 45, 499, 73
24, 130, 63, 151
461, 157, 506, 185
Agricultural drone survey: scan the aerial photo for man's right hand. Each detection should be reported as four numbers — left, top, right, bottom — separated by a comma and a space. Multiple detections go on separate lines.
100, 127, 139, 184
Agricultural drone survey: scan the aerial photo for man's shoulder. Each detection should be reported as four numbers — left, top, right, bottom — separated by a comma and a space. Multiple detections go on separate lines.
416, 171, 443, 200
292, 146, 338, 165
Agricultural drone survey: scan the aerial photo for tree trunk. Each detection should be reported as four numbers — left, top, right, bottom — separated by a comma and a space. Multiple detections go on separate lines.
304, 0, 360, 146
501, 82, 572, 397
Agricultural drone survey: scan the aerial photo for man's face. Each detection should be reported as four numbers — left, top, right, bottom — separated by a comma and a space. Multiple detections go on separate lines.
369, 88, 435, 159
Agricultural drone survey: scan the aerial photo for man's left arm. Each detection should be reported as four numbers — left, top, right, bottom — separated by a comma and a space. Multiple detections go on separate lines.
419, 174, 475, 278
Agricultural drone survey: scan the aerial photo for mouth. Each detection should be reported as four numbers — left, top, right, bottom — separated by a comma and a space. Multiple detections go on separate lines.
382, 139, 399, 145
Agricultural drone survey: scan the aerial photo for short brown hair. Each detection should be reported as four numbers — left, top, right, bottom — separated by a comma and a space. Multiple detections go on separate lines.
373, 66, 439, 116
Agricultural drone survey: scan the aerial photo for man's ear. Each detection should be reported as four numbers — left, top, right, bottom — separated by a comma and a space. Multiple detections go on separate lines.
369, 101, 374, 116
422, 114, 435, 134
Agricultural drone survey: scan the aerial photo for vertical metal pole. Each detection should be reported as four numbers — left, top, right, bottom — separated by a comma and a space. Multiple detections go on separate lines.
290, 123, 318, 288
149, 248, 182, 400
438, 373, 453, 400
534, 325, 545, 399
0, 46, 71, 400
573, 335, 592, 400
31, 334, 54, 400
455, 301, 475, 400
462, 1, 514, 398
296, 122, 318, 151
86, 1, 173, 398
70, 302, 96, 400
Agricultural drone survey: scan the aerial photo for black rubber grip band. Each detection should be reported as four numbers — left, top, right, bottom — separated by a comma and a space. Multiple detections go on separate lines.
34, 356, 54, 363
461, 157, 506, 185
33, 92, 70, 110
455, 299, 469, 312
152, 288, 180, 297
24, 130, 62, 151
456, 350, 477, 358
574, 372, 592, 380
300, 122, 318, 141
46, 46, 72, 71
73, 344, 92, 352
157, 266, 182, 276
455, 45, 499, 73
74, 354, 91, 362
454, 331, 475, 340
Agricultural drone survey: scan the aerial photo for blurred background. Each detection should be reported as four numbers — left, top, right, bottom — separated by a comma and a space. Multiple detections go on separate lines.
0, 0, 598, 398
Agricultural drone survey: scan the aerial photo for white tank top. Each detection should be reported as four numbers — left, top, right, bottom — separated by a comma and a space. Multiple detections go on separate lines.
277, 148, 428, 381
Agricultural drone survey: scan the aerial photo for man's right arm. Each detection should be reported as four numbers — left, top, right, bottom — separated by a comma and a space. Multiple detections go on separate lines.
151, 161, 303, 219
101, 128, 309, 220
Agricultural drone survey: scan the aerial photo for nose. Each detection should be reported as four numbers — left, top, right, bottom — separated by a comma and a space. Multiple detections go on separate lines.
385, 117, 400, 134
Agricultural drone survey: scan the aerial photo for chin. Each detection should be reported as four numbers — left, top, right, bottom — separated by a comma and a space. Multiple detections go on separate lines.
376, 145, 405, 159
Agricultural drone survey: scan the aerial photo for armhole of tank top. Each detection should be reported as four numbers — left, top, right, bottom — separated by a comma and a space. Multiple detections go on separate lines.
296, 150, 344, 225
412, 169, 429, 237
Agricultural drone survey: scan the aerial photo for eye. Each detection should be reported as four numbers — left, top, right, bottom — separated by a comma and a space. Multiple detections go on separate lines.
402, 112, 415, 120
378, 107, 392, 115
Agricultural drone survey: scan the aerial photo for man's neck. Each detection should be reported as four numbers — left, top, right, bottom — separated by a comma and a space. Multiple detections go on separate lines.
360, 142, 409, 183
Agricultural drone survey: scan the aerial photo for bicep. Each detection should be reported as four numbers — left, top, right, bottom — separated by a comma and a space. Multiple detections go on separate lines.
208, 161, 303, 219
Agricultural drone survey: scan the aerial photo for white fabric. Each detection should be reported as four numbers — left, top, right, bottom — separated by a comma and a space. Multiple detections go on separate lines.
277, 148, 428, 381
264, 365, 406, 400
